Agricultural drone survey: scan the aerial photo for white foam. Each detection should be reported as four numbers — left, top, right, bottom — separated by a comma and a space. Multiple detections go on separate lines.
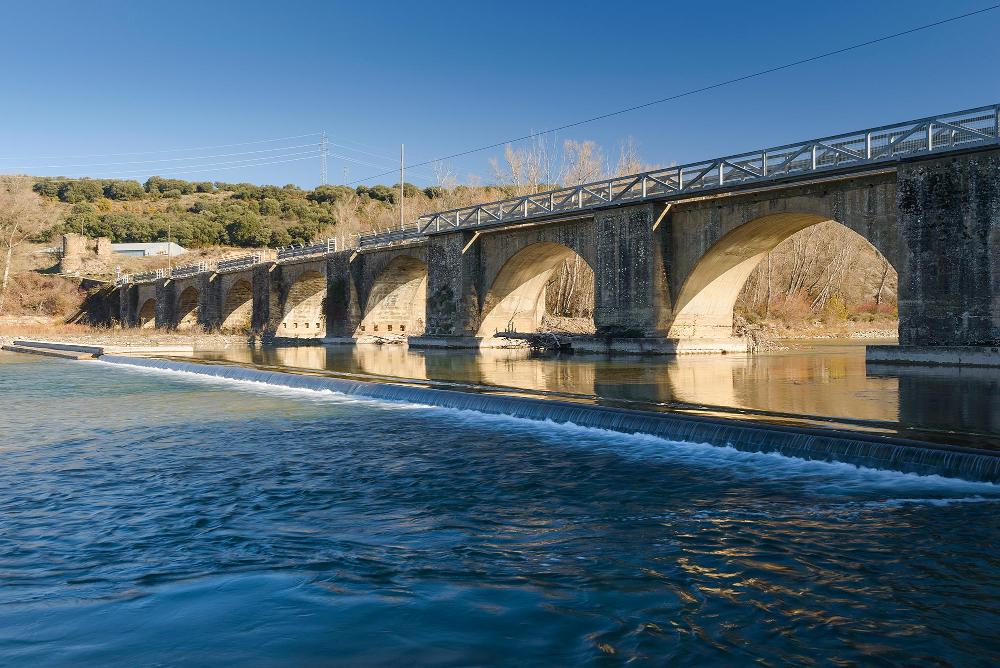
98, 358, 1000, 497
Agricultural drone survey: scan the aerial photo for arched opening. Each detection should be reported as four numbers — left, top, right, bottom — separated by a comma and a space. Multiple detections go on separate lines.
176, 286, 200, 331
478, 242, 595, 338
138, 298, 156, 329
670, 213, 898, 343
221, 280, 253, 333
279, 270, 325, 339
357, 255, 427, 339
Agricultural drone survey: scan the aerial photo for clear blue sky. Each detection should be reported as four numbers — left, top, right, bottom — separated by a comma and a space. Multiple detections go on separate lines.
0, 0, 997, 188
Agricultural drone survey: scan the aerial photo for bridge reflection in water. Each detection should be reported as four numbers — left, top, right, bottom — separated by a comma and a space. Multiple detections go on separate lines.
179, 342, 999, 449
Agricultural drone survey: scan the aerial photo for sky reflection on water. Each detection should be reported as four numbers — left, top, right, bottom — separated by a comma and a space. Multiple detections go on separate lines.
1, 351, 998, 666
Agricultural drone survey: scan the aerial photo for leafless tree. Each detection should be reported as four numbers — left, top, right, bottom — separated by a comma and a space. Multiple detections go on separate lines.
614, 136, 644, 177
0, 176, 55, 312
491, 136, 556, 195
560, 140, 605, 185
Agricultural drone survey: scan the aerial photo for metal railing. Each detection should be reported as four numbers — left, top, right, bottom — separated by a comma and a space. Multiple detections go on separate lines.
115, 273, 132, 286
171, 261, 211, 279
132, 268, 167, 283
217, 252, 264, 272
276, 238, 337, 261
359, 104, 1000, 248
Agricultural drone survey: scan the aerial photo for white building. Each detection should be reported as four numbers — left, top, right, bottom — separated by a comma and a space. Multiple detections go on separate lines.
111, 242, 188, 258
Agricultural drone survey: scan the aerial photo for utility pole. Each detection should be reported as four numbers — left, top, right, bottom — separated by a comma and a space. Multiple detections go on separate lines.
320, 132, 329, 186
342, 167, 348, 185
167, 218, 172, 275
399, 144, 405, 229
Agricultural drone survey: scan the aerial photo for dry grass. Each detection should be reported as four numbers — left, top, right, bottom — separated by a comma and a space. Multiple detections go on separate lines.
2, 272, 87, 318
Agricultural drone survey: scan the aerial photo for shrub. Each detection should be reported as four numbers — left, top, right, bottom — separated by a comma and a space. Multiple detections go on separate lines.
822, 295, 850, 322
103, 180, 145, 201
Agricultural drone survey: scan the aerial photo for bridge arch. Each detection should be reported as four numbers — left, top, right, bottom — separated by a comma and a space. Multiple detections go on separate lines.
138, 298, 156, 329
669, 212, 899, 340
220, 279, 253, 332
357, 255, 427, 337
279, 270, 325, 338
175, 286, 200, 331
478, 241, 595, 338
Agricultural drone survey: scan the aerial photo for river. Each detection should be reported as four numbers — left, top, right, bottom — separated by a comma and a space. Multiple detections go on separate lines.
186, 340, 1000, 449
1, 345, 998, 665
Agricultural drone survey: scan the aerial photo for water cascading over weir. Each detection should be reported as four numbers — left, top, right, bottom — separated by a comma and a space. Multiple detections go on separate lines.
99, 356, 1000, 483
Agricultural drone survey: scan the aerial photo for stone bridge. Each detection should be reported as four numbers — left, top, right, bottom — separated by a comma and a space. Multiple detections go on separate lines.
117, 108, 1000, 360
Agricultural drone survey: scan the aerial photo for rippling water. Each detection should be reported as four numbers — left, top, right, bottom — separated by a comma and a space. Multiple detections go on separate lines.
1, 352, 999, 666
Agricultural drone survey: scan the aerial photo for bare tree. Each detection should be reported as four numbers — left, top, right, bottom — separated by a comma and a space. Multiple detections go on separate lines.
874, 257, 891, 306
560, 140, 605, 185
614, 136, 644, 177
0, 176, 54, 312
432, 160, 458, 190
491, 136, 555, 195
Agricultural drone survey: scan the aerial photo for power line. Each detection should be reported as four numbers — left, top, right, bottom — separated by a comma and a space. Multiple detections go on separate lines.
106, 154, 323, 180
320, 133, 328, 185
0, 132, 323, 162
0, 142, 321, 170
100, 150, 322, 178
346, 3, 1000, 185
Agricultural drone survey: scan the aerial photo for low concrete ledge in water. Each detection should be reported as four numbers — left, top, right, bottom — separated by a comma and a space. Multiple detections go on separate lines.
2, 344, 95, 360
13, 340, 196, 356
867, 345, 1000, 368
99, 356, 1000, 483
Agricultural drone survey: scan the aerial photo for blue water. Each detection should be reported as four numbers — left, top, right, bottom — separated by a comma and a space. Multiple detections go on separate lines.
1, 352, 999, 666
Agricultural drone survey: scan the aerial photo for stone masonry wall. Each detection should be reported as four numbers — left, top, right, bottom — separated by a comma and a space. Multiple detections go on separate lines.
896, 149, 1000, 346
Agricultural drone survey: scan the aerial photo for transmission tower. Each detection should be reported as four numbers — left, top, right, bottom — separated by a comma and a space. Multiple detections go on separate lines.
319, 132, 328, 185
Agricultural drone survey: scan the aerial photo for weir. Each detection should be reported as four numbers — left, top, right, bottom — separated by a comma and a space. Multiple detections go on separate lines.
100, 356, 1000, 483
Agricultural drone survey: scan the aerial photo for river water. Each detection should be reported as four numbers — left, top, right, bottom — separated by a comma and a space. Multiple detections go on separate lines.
187, 341, 1000, 449
1, 348, 999, 665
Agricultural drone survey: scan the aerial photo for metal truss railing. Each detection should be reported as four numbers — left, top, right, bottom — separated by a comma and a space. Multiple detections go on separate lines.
276, 238, 337, 261
217, 252, 264, 273
171, 261, 211, 279
358, 104, 1000, 249
132, 268, 167, 283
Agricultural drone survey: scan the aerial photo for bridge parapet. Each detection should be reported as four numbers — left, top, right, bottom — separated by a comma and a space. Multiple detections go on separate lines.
132, 268, 167, 284
276, 238, 337, 261
217, 252, 265, 273
358, 228, 427, 250
171, 262, 211, 279
361, 104, 1000, 245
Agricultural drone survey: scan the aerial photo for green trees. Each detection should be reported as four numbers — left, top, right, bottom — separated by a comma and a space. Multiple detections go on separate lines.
31, 174, 476, 251
225, 211, 272, 247
59, 180, 104, 203
103, 180, 145, 201
259, 197, 281, 216
144, 176, 195, 195
308, 185, 354, 203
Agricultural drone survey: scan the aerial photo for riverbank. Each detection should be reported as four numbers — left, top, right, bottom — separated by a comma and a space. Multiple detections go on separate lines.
0, 324, 251, 350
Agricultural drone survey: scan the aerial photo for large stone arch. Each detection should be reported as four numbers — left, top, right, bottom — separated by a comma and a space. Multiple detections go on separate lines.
220, 279, 253, 332
667, 179, 900, 341
138, 298, 156, 329
477, 241, 595, 337
176, 286, 200, 331
356, 255, 427, 337
279, 269, 326, 338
